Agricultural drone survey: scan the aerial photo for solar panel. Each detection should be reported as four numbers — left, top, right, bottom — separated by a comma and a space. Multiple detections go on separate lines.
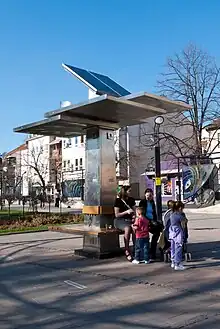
90, 70, 130, 97
62, 64, 131, 97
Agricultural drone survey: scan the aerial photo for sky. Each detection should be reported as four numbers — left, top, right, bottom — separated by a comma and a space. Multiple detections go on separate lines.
1, 0, 220, 152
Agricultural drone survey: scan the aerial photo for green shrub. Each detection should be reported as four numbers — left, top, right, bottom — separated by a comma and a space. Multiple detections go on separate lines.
0, 213, 83, 230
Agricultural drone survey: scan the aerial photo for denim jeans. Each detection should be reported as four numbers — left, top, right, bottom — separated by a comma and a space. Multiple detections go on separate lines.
135, 237, 149, 261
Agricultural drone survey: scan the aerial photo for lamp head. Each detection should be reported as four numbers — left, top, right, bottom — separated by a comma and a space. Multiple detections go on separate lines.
154, 116, 164, 125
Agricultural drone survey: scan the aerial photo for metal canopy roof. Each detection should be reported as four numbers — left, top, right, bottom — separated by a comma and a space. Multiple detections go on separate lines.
45, 95, 166, 125
14, 96, 167, 136
14, 92, 191, 137
124, 92, 191, 113
14, 115, 87, 137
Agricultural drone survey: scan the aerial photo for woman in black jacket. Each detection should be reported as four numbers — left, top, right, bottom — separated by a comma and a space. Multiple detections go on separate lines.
114, 186, 136, 262
139, 188, 163, 260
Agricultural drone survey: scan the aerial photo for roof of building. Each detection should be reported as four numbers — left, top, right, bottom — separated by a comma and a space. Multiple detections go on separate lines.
4, 143, 27, 158
205, 119, 220, 131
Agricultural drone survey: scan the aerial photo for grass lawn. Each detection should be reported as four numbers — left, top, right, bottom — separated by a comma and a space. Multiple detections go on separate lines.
0, 225, 48, 234
0, 210, 31, 220
0, 209, 26, 216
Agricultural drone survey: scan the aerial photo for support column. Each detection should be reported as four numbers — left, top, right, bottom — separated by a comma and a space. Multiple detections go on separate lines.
75, 126, 120, 258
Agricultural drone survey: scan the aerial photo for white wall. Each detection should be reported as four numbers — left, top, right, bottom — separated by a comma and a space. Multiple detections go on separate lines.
62, 136, 85, 180
202, 128, 220, 165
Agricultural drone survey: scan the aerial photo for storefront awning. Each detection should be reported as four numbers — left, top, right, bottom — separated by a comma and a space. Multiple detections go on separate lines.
141, 169, 182, 176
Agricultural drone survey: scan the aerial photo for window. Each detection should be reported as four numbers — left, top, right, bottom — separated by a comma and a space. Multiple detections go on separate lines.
161, 177, 172, 196
63, 161, 66, 168
63, 140, 66, 148
79, 158, 83, 169
80, 135, 84, 144
67, 160, 70, 168
65, 138, 72, 148
75, 137, 78, 147
75, 159, 78, 170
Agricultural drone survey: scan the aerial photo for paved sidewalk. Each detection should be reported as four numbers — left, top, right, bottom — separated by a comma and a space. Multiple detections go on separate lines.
0, 212, 220, 328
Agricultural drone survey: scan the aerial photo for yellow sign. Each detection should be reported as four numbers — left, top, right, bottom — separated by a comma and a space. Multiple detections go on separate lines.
155, 177, 161, 186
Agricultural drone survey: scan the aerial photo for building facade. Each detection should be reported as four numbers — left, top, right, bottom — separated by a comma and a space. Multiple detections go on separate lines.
5, 113, 195, 201
202, 120, 220, 162
2, 143, 27, 200
6, 90, 196, 201
20, 135, 62, 199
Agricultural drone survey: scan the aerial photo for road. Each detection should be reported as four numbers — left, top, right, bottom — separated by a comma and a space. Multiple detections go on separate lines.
7, 202, 197, 214
0, 212, 220, 328
8, 203, 82, 214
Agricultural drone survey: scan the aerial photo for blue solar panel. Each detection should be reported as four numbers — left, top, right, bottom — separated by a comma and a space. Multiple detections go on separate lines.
90, 71, 130, 97
63, 64, 131, 97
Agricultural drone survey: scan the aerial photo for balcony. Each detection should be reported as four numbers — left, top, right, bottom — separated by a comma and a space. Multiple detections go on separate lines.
51, 149, 61, 159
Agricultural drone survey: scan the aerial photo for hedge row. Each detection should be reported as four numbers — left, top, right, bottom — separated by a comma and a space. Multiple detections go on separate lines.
0, 213, 84, 230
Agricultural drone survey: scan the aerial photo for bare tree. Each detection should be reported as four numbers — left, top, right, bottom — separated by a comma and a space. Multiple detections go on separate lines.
114, 129, 139, 180
156, 44, 220, 156
139, 114, 195, 166
24, 144, 49, 194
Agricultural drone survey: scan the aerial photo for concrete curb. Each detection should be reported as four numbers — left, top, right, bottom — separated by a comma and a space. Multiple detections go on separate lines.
48, 226, 84, 235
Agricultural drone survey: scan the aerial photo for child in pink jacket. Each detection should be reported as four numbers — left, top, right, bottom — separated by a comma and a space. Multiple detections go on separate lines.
132, 207, 150, 264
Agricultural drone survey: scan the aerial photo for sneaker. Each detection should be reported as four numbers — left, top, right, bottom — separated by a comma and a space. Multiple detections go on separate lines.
174, 264, 186, 271
171, 263, 175, 269
144, 260, 150, 264
132, 259, 140, 264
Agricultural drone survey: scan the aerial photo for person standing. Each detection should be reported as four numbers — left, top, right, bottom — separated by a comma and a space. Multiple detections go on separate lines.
163, 200, 175, 242
169, 201, 186, 271
39, 193, 44, 209
55, 191, 60, 208
132, 207, 150, 264
39, 192, 46, 209
114, 186, 136, 262
158, 200, 175, 256
139, 188, 163, 260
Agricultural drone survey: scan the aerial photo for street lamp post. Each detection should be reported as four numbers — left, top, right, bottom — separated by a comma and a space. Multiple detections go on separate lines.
154, 116, 164, 223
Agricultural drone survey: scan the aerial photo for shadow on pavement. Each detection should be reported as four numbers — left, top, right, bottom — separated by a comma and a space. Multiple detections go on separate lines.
1, 237, 220, 328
